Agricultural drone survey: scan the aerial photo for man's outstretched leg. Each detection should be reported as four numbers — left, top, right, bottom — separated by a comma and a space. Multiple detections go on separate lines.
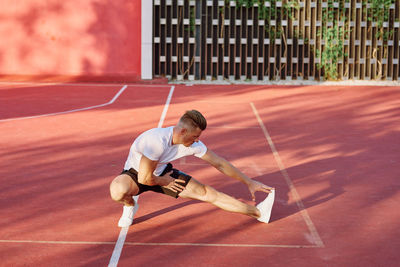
110, 174, 140, 227
179, 177, 263, 219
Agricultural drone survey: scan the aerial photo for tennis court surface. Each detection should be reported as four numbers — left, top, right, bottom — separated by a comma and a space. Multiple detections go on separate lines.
0, 82, 399, 266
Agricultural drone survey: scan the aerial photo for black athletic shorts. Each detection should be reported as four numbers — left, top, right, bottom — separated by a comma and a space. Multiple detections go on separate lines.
121, 163, 192, 198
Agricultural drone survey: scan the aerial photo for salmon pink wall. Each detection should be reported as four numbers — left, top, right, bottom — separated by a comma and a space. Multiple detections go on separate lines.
0, 0, 141, 82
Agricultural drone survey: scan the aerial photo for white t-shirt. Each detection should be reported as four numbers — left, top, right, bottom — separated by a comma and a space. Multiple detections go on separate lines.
124, 126, 207, 176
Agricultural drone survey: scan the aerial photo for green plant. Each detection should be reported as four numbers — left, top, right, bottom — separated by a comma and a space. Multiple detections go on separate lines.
316, 0, 348, 80
185, 6, 195, 34
283, 1, 300, 20
180, 5, 196, 77
317, 25, 346, 80
366, 0, 393, 41
217, 0, 395, 81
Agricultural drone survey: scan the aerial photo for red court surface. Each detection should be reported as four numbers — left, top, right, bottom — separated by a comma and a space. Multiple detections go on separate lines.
0, 82, 399, 266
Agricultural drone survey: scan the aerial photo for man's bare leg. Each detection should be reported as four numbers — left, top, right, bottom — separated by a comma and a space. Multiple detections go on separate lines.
110, 174, 139, 205
110, 174, 140, 227
178, 178, 261, 219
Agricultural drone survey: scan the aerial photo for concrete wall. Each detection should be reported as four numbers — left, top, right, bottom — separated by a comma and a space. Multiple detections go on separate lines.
0, 0, 141, 82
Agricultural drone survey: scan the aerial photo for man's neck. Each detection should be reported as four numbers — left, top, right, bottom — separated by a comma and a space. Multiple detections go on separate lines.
171, 126, 179, 145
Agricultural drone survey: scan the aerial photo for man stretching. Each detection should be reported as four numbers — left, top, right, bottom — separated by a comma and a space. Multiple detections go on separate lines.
110, 110, 275, 227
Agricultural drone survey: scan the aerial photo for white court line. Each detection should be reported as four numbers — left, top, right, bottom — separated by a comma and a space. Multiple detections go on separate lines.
0, 239, 318, 248
108, 85, 175, 267
0, 85, 128, 122
157, 86, 175, 128
250, 102, 325, 248
108, 227, 129, 267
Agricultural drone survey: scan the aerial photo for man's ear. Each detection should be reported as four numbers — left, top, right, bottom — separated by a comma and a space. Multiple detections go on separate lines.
180, 127, 188, 135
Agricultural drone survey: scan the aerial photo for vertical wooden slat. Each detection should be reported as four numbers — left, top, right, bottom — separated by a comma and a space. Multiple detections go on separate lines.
171, 1, 176, 79
224, 3, 229, 79
153, 2, 159, 76
258, 12, 264, 80
337, 1, 344, 80
217, 1, 222, 80
193, 0, 201, 80
349, 0, 354, 79
342, 1, 349, 80
229, 2, 234, 80
182, 1, 188, 80
298, 1, 303, 80
211, 0, 214, 80
388, 4, 395, 80
184, 1, 189, 79
378, 2, 385, 80
274, 2, 278, 79
303, 0, 315, 80
200, 0, 205, 79
366, 1, 370, 80
241, 5, 246, 80
282, 2, 288, 80
264, 1, 270, 80
318, 0, 322, 80
309, 0, 315, 80
365, 3, 371, 80
293, 1, 300, 80
160, 1, 166, 77
360, 1, 365, 80
288, 4, 293, 80
234, 3, 240, 80
247, 5, 252, 79
243, 4, 248, 79
355, 0, 360, 79
395, 2, 400, 80
265, 1, 271, 80
252, 5, 258, 80
205, 1, 211, 80
166, 1, 171, 78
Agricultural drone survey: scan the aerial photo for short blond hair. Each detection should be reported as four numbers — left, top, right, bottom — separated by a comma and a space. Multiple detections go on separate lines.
179, 110, 207, 130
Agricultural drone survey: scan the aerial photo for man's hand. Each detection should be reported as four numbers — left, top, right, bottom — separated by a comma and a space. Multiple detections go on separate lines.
161, 175, 186, 193
248, 180, 274, 202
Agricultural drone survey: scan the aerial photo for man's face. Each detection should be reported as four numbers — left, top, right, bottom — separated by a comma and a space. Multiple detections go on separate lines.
182, 127, 202, 147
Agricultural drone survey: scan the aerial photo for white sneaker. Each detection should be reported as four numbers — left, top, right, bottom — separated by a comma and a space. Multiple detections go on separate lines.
256, 190, 275, 223
118, 196, 139, 227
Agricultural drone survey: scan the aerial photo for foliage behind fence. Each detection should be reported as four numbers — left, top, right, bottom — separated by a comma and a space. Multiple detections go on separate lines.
153, 0, 399, 81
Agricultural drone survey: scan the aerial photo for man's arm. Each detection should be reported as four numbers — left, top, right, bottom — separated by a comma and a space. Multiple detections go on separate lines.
201, 149, 274, 201
201, 149, 252, 185
137, 155, 164, 186
137, 155, 186, 192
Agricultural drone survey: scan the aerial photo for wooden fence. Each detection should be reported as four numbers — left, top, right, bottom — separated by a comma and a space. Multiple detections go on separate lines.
153, 0, 399, 81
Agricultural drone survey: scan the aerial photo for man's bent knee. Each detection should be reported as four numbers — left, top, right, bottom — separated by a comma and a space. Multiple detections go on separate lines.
110, 175, 134, 202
